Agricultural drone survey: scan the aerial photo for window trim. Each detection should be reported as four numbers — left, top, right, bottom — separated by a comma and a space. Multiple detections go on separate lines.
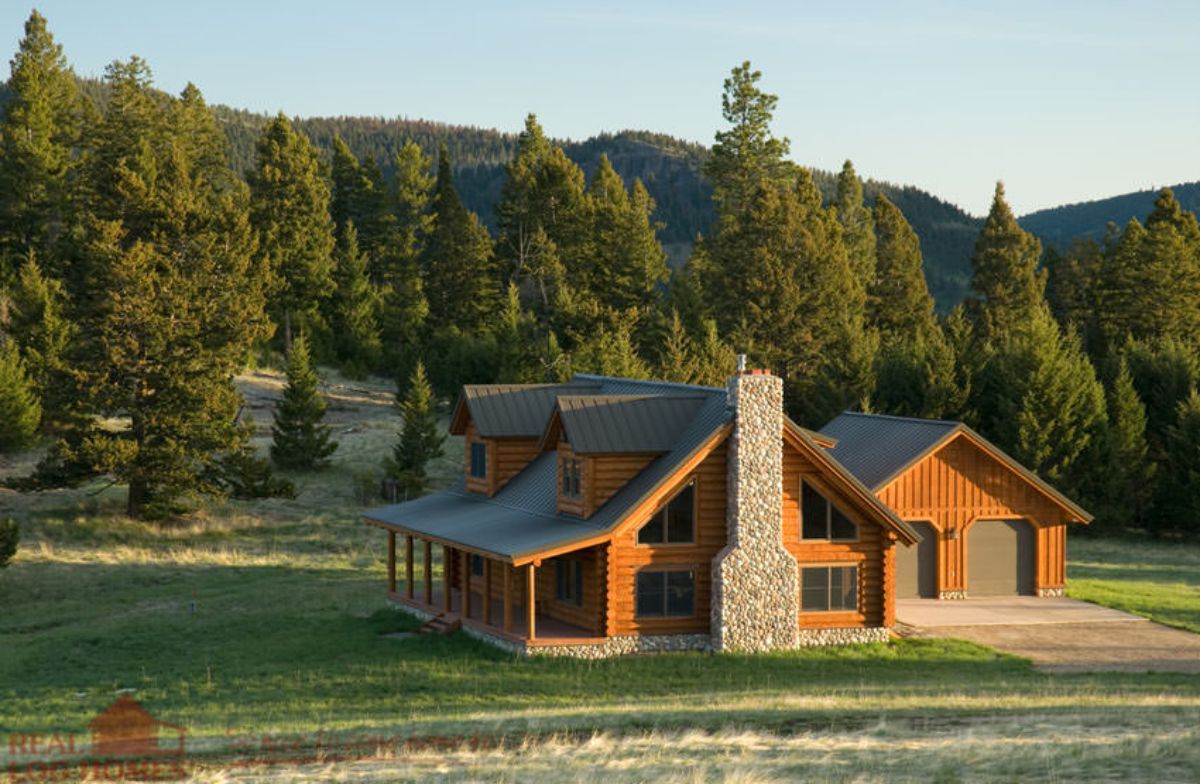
561, 456, 583, 500
799, 564, 860, 613
799, 479, 860, 543
469, 441, 488, 480
634, 566, 697, 618
636, 479, 698, 547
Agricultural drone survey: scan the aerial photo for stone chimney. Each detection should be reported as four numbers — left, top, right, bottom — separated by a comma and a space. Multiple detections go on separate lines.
711, 365, 799, 652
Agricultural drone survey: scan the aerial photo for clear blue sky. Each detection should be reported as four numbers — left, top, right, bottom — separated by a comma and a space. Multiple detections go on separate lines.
5, 1, 1198, 215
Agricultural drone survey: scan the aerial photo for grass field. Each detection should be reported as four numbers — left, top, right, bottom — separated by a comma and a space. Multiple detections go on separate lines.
2, 371, 1200, 781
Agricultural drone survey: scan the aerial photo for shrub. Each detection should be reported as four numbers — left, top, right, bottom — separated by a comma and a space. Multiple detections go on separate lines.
0, 518, 18, 569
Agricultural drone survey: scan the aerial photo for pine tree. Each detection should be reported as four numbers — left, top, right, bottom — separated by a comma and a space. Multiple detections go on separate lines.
0, 338, 41, 451
247, 113, 336, 350
1044, 238, 1103, 352
0, 10, 82, 280
72, 65, 271, 518
328, 222, 381, 376
388, 361, 444, 497
872, 333, 965, 420
270, 334, 337, 470
495, 115, 590, 316
656, 310, 698, 383
378, 141, 433, 371
966, 182, 1046, 345
422, 145, 498, 333
1150, 388, 1200, 535
1124, 337, 1200, 462
6, 253, 73, 424
870, 193, 940, 344
494, 283, 556, 383
1105, 356, 1154, 528
704, 61, 793, 215
572, 320, 651, 379
970, 308, 1106, 491
835, 161, 876, 295
689, 319, 737, 387
586, 155, 668, 313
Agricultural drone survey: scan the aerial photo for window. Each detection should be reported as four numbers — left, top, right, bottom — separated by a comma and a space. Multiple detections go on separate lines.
470, 554, 484, 577
801, 566, 858, 612
470, 442, 487, 479
555, 559, 584, 606
561, 457, 582, 499
635, 570, 695, 617
637, 481, 695, 544
800, 481, 858, 541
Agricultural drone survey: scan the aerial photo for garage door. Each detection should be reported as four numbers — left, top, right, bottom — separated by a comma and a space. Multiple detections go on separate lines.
895, 521, 937, 599
967, 519, 1035, 596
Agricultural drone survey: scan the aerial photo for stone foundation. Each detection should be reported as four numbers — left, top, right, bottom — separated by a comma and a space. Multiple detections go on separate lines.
1037, 586, 1065, 598
796, 627, 891, 647
711, 371, 799, 653
528, 634, 712, 659
939, 590, 967, 599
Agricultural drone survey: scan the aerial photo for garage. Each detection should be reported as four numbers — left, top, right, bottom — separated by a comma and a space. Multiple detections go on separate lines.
967, 519, 1035, 596
895, 521, 937, 598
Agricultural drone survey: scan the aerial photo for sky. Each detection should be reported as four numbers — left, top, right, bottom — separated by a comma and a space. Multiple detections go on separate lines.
4, 0, 1198, 216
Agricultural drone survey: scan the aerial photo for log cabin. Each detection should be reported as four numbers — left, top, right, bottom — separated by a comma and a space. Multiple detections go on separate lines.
819, 412, 1092, 599
363, 367, 1090, 657
364, 366, 924, 656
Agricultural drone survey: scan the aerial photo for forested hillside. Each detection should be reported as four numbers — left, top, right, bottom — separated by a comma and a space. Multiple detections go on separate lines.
1021, 182, 1200, 248
212, 106, 981, 306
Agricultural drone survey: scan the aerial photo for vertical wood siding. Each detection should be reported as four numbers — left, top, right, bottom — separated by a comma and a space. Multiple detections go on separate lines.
877, 434, 1071, 594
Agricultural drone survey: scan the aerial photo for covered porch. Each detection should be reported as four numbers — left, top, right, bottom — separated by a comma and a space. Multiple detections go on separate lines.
378, 527, 606, 647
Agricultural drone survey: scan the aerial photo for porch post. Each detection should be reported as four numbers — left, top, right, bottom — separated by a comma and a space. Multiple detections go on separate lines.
461, 551, 472, 619
503, 563, 513, 633
405, 535, 414, 599
526, 563, 537, 641
483, 559, 493, 626
442, 545, 453, 613
423, 540, 433, 605
386, 531, 396, 594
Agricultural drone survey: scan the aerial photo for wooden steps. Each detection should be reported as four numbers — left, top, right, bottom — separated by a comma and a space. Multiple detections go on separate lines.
417, 614, 461, 636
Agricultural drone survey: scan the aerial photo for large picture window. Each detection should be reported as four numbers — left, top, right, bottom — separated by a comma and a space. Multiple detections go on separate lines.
635, 570, 695, 617
470, 442, 487, 479
556, 559, 583, 606
801, 566, 858, 612
561, 457, 582, 499
637, 481, 695, 544
801, 481, 858, 541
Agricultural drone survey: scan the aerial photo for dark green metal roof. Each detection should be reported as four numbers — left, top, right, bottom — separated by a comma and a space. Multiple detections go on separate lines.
364, 375, 732, 559
460, 381, 602, 438
820, 412, 960, 490
556, 394, 709, 454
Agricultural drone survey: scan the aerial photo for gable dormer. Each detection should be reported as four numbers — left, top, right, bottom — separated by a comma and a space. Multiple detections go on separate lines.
542, 394, 707, 517
449, 382, 600, 496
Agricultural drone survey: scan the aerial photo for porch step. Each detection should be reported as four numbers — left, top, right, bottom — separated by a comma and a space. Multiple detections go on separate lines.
417, 614, 461, 636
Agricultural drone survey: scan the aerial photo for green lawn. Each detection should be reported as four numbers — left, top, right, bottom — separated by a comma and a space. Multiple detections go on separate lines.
1068, 535, 1200, 633
2, 373, 1200, 781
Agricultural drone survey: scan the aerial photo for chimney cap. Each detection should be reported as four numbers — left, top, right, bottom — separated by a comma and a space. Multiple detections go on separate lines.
736, 354, 746, 372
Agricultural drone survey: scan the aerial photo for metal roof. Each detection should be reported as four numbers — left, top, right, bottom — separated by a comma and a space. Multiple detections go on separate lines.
819, 412, 960, 490
556, 394, 709, 454
459, 382, 602, 438
818, 411, 1092, 522
364, 376, 732, 560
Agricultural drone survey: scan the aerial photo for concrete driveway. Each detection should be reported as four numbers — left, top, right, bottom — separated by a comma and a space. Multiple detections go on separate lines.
897, 597, 1200, 673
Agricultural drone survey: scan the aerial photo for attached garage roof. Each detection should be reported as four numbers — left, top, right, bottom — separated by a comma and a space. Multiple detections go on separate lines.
818, 412, 1092, 523
819, 413, 959, 489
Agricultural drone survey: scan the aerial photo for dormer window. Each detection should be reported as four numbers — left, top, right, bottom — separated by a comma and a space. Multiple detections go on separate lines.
801, 481, 858, 541
561, 457, 582, 499
470, 442, 487, 479
637, 481, 695, 545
